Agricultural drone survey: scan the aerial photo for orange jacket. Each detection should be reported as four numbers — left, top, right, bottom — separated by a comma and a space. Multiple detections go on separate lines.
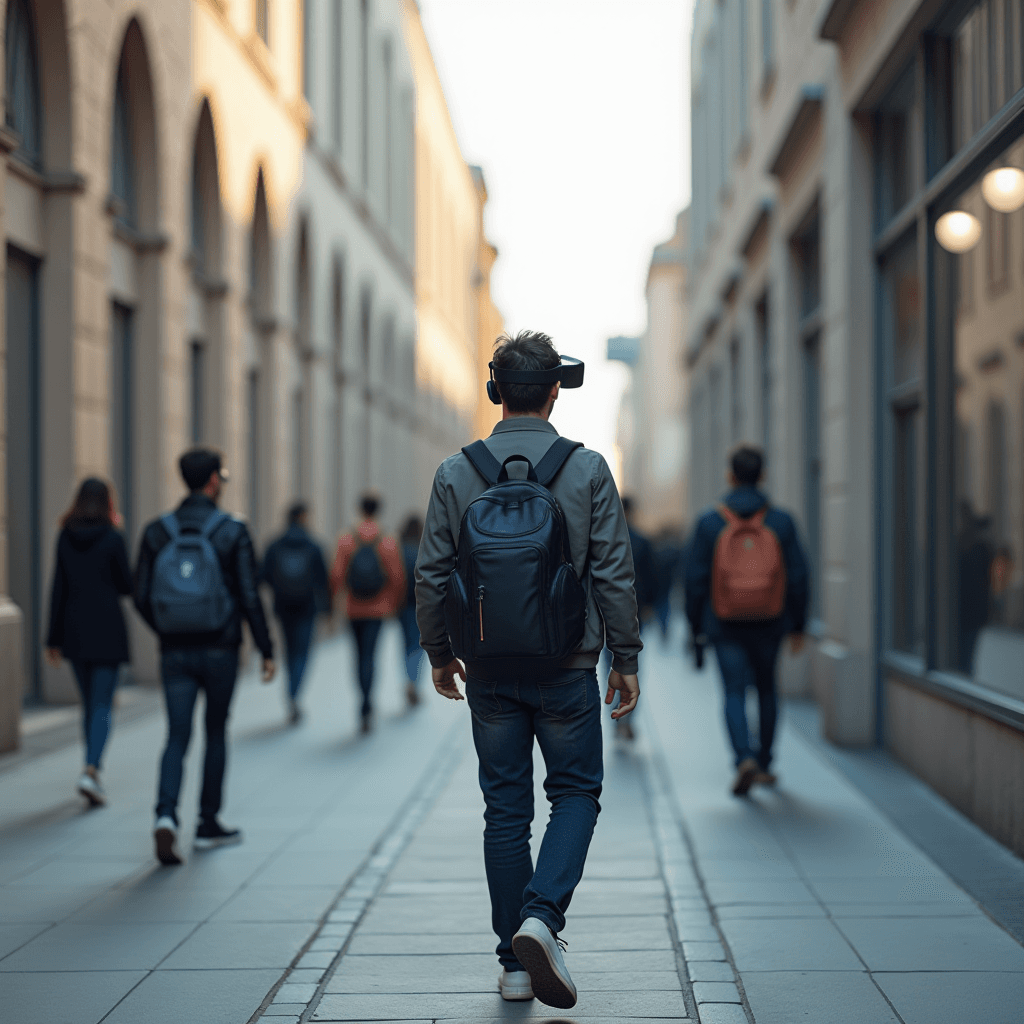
331, 520, 406, 620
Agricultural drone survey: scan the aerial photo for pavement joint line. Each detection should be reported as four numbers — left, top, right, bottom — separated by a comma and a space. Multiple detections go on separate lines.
640, 721, 756, 1024
246, 719, 467, 1023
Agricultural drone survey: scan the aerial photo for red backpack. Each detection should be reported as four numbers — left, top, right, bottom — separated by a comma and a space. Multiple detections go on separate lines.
711, 505, 786, 621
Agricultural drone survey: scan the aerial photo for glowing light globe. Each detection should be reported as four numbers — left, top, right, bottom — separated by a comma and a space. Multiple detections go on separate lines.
935, 211, 981, 253
981, 167, 1024, 212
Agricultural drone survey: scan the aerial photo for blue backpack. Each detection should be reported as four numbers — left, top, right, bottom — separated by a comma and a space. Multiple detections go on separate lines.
444, 437, 586, 668
151, 511, 235, 634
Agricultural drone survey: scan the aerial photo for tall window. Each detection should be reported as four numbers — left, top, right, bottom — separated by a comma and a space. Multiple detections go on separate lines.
360, 0, 369, 187
111, 304, 134, 542
111, 67, 136, 227
360, 287, 372, 485
756, 293, 771, 459
383, 40, 393, 223
190, 341, 205, 444
255, 0, 269, 45
332, 259, 345, 531
191, 146, 205, 269
292, 387, 304, 498
301, 0, 310, 100
729, 336, 742, 441
332, 0, 342, 150
248, 369, 260, 531
5, 0, 41, 167
760, 0, 773, 81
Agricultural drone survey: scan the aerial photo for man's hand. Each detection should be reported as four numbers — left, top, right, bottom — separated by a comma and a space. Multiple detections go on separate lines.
432, 659, 466, 701
605, 670, 640, 719
261, 658, 276, 683
45, 647, 62, 668
789, 633, 806, 656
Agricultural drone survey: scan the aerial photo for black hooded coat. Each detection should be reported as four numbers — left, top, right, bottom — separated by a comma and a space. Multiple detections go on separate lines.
46, 522, 133, 664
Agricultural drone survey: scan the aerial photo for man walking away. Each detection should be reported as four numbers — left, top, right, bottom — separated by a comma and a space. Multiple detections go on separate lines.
134, 449, 275, 865
330, 493, 405, 734
416, 330, 641, 1009
398, 515, 424, 707
261, 502, 331, 723
684, 445, 809, 797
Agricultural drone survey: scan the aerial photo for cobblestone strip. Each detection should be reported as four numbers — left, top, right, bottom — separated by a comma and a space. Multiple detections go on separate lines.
643, 747, 754, 1024
248, 723, 467, 1024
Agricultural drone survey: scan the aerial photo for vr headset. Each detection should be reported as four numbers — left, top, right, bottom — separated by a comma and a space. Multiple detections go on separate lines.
486, 356, 585, 406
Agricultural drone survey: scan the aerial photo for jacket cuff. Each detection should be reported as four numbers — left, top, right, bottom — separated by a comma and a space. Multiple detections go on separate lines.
428, 648, 456, 669
610, 656, 639, 675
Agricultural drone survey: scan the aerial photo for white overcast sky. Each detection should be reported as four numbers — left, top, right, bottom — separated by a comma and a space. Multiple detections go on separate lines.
418, 0, 693, 469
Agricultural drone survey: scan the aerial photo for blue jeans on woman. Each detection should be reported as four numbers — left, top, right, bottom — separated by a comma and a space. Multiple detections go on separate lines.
70, 662, 119, 769
714, 636, 782, 769
398, 606, 422, 685
466, 668, 603, 971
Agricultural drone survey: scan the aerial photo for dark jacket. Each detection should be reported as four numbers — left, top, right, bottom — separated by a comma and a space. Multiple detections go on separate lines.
401, 541, 418, 609
260, 524, 331, 619
628, 526, 657, 611
416, 417, 642, 675
684, 486, 809, 642
133, 494, 274, 657
46, 522, 132, 664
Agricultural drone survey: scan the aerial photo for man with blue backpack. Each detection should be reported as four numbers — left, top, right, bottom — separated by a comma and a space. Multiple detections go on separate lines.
260, 502, 331, 724
134, 449, 275, 865
415, 331, 642, 1011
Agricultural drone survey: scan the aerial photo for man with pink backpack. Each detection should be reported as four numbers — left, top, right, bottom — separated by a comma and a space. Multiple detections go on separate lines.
684, 445, 809, 796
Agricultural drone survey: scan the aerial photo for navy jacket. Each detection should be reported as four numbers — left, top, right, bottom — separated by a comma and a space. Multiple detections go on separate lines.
134, 494, 274, 658
47, 522, 132, 664
684, 486, 809, 642
261, 524, 331, 619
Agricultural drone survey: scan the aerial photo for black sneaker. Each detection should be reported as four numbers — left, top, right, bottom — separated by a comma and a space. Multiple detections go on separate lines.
194, 819, 243, 850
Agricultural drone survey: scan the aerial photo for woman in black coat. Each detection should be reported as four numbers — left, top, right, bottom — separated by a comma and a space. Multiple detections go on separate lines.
46, 478, 132, 807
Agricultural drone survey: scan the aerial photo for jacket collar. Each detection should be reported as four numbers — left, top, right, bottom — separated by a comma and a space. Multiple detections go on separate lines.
723, 486, 769, 518
179, 493, 218, 512
489, 417, 559, 436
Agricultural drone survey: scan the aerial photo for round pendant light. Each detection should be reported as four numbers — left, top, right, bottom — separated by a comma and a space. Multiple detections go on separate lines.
981, 167, 1024, 212
935, 211, 982, 253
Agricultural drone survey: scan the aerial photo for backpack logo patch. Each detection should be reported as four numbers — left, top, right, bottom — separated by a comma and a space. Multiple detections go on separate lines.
180, 560, 195, 579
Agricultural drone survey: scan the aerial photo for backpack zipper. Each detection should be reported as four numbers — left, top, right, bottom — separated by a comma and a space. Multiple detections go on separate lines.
477, 585, 486, 642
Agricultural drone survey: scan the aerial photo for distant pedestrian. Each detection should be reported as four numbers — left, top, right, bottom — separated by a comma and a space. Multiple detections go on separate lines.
398, 514, 424, 707
416, 330, 641, 1009
45, 478, 133, 808
134, 449, 275, 865
330, 492, 406, 734
261, 502, 331, 724
684, 444, 809, 796
653, 527, 684, 642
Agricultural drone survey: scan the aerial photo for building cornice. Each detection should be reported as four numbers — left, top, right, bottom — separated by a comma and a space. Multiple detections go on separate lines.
768, 85, 825, 179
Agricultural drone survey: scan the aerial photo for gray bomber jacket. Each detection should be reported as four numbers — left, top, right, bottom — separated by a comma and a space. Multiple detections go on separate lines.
414, 416, 643, 675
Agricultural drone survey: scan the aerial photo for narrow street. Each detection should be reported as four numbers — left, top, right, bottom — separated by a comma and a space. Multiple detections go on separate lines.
1, 620, 1022, 1023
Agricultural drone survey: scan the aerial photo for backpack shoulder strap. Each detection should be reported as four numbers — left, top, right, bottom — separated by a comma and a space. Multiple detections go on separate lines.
717, 504, 738, 525
461, 440, 503, 486
160, 513, 181, 540
535, 437, 583, 487
200, 510, 230, 540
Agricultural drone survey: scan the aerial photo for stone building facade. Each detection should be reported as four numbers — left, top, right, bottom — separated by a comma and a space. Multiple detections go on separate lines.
615, 210, 689, 535
0, 0, 470, 749
687, 0, 1024, 854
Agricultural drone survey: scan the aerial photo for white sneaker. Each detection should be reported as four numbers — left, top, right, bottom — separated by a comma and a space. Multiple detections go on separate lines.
498, 968, 534, 1001
77, 772, 106, 807
154, 816, 183, 866
511, 917, 577, 1009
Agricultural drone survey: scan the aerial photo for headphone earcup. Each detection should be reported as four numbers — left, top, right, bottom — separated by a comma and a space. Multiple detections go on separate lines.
486, 380, 501, 405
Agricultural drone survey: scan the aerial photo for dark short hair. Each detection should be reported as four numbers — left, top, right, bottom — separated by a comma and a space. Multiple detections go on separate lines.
179, 448, 223, 491
287, 502, 308, 525
621, 495, 635, 518
730, 445, 764, 486
360, 491, 380, 518
492, 330, 560, 413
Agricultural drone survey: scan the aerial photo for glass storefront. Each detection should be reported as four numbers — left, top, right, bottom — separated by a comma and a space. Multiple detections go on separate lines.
876, 0, 1024, 702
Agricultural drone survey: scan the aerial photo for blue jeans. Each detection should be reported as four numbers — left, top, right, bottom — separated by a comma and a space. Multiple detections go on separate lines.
70, 662, 119, 769
156, 647, 239, 825
466, 668, 603, 970
398, 606, 422, 684
714, 637, 782, 769
351, 619, 383, 717
281, 612, 316, 700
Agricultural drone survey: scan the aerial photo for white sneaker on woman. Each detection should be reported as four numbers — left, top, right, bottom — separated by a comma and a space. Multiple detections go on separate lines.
512, 917, 577, 1009
77, 772, 106, 807
498, 968, 534, 1001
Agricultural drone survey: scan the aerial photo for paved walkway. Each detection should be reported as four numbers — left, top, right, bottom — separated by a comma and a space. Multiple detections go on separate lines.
1, 617, 1023, 1023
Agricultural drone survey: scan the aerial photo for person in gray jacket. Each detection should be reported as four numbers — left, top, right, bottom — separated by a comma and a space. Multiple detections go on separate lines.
415, 330, 642, 1010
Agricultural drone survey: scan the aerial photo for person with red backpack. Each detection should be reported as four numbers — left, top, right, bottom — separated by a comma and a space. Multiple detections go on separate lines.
684, 445, 809, 796
330, 492, 406, 734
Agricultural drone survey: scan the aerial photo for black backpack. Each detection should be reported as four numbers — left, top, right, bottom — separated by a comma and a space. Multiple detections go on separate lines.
347, 537, 386, 599
444, 437, 587, 668
271, 538, 317, 608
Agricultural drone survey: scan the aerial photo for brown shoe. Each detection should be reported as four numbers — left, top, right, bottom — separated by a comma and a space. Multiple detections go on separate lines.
405, 684, 420, 707
754, 771, 778, 787
732, 757, 760, 797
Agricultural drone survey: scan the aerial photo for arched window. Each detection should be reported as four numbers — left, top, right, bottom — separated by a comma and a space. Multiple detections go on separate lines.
111, 66, 136, 226
5, 0, 41, 167
191, 146, 205, 264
